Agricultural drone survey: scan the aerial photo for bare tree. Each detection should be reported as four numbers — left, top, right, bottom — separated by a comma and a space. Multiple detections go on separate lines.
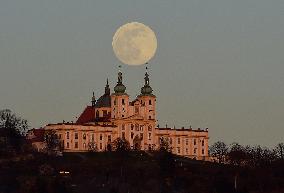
227, 143, 248, 166
274, 143, 284, 160
158, 137, 172, 152
44, 130, 60, 153
209, 141, 228, 163
88, 141, 98, 152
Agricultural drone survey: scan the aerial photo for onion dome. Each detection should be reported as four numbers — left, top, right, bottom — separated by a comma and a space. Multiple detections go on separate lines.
95, 79, 111, 108
114, 71, 126, 94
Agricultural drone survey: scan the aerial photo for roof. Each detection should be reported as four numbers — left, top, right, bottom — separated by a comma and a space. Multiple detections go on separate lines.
156, 127, 208, 132
27, 128, 45, 143
95, 94, 111, 108
76, 106, 96, 124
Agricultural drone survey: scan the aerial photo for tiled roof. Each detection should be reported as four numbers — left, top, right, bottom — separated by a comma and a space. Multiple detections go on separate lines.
76, 106, 96, 124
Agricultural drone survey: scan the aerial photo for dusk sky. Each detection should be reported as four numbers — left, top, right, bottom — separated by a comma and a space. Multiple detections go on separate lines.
0, 0, 283, 147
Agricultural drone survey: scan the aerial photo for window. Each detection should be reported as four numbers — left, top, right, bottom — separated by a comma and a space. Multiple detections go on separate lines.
186, 139, 189, 145
202, 149, 204, 155
103, 110, 107, 117
59, 134, 62, 139
83, 143, 86, 149
177, 147, 180, 154
100, 143, 102, 150
114, 99, 116, 105
202, 140, 204, 146
140, 133, 143, 140
122, 99, 125, 105
108, 135, 111, 142
83, 133, 86, 140
122, 114, 124, 118
75, 133, 78, 140
67, 132, 69, 139
148, 133, 152, 140
67, 142, 69, 148
186, 148, 188, 154
169, 138, 172, 144
177, 138, 180, 144
122, 124, 125, 130
194, 139, 197, 145
135, 106, 139, 114
100, 134, 103, 140
149, 116, 151, 119
194, 148, 197, 154
91, 133, 94, 141
149, 100, 152, 105
75, 142, 78, 149
135, 124, 139, 131
131, 124, 134, 130
140, 125, 143, 131
148, 125, 152, 131
122, 132, 125, 139
96, 111, 99, 118
131, 132, 134, 139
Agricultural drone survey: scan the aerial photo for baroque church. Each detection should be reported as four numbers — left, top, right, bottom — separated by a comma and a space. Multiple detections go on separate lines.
44, 69, 209, 160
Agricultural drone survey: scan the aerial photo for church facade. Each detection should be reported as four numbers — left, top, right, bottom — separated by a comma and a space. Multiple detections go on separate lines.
44, 70, 209, 160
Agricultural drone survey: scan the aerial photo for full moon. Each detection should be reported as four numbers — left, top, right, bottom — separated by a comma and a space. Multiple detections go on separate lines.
112, 22, 157, 66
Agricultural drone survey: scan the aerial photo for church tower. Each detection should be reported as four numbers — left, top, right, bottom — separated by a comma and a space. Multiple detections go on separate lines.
111, 69, 129, 119
137, 69, 156, 121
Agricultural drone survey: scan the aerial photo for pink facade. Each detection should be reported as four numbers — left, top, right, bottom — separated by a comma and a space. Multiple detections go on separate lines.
44, 71, 209, 160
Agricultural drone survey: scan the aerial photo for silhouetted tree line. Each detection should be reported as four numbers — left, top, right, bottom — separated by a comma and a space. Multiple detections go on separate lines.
210, 141, 284, 167
0, 109, 30, 156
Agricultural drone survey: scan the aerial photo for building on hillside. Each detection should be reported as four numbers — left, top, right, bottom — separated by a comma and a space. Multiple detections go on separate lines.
44, 70, 209, 160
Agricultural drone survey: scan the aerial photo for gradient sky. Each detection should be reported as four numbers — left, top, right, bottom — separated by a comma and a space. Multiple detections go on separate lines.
0, 0, 283, 147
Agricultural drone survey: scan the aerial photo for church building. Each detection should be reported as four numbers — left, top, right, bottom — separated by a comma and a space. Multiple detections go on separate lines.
44, 70, 209, 160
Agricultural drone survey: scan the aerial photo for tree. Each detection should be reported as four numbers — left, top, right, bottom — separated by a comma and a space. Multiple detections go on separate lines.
88, 141, 98, 152
274, 143, 284, 160
44, 130, 60, 153
209, 141, 228, 163
0, 109, 28, 153
158, 137, 172, 152
227, 143, 247, 166
112, 137, 130, 152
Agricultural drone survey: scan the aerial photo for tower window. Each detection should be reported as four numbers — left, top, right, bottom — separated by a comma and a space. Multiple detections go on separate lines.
149, 100, 152, 105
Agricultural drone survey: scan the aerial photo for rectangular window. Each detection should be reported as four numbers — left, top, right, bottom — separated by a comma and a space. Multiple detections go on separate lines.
100, 134, 103, 140
122, 132, 125, 139
149, 100, 152, 105
177, 147, 180, 154
83, 143, 86, 149
177, 138, 180, 144
135, 124, 139, 131
75, 133, 78, 140
59, 134, 62, 139
108, 135, 111, 142
100, 143, 102, 150
194, 148, 197, 154
66, 132, 69, 139
67, 142, 69, 148
202, 149, 204, 155
186, 139, 189, 145
186, 148, 188, 154
202, 140, 204, 146
131, 132, 134, 139
91, 133, 94, 141
140, 133, 143, 140
122, 99, 125, 105
135, 106, 139, 114
148, 133, 152, 140
140, 125, 143, 131
83, 133, 86, 140
75, 142, 78, 149
194, 139, 197, 145
122, 124, 125, 130
103, 110, 107, 117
